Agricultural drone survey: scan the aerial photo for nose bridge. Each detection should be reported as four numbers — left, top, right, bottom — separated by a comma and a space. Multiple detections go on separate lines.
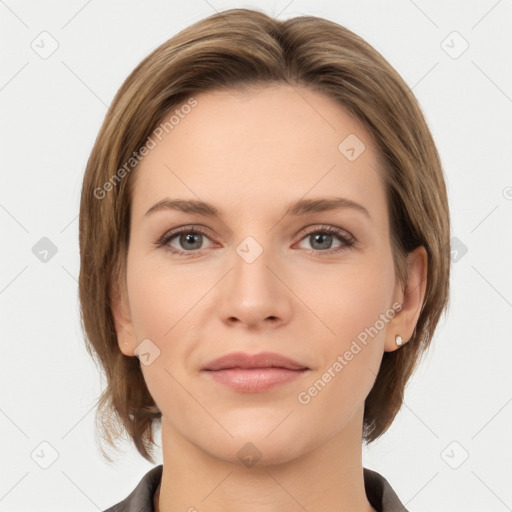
218, 234, 293, 327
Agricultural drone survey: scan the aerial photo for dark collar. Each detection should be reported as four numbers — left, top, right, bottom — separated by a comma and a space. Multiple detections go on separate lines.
103, 464, 409, 512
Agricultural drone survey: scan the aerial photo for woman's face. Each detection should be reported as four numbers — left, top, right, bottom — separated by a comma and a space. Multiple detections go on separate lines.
115, 84, 412, 465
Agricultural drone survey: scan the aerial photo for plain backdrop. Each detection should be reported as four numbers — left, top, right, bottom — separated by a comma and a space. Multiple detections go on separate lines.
1, 1, 511, 511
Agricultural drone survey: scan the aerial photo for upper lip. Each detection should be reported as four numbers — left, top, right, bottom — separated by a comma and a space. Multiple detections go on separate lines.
201, 351, 308, 371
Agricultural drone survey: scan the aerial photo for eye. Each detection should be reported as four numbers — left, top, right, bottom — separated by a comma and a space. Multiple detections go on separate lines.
295, 225, 355, 254
156, 224, 356, 257
171, 232, 208, 251
156, 226, 215, 256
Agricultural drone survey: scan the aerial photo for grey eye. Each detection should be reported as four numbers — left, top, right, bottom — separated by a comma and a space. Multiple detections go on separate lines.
171, 232, 207, 251
297, 232, 344, 251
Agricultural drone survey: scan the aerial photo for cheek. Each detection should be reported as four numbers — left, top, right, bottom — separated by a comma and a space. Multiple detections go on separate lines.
125, 249, 206, 340
301, 251, 395, 345
124, 251, 210, 407
298, 252, 396, 392
293, 269, 394, 432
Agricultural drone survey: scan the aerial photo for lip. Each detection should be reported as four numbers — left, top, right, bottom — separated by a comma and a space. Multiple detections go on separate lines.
205, 367, 308, 392
201, 351, 309, 393
201, 351, 308, 371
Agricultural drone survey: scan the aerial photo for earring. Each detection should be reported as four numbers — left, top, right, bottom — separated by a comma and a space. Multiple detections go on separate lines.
395, 335, 403, 346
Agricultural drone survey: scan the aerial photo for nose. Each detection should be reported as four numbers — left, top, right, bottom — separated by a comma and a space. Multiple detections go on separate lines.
217, 241, 294, 330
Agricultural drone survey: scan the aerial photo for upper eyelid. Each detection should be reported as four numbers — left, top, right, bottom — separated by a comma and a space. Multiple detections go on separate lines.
300, 224, 354, 239
160, 224, 351, 238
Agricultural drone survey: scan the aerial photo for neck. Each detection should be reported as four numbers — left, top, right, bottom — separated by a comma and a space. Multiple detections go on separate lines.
154, 410, 376, 512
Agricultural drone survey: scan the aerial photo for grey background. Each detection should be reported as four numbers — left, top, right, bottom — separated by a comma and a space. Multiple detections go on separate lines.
1, 1, 511, 511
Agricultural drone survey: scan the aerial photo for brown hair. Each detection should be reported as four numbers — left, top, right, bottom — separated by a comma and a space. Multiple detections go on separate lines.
79, 8, 450, 463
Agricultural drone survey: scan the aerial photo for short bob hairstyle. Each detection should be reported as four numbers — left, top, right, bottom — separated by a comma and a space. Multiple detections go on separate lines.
79, 8, 450, 463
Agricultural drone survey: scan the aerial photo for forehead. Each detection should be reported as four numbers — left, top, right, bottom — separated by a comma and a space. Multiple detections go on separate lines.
132, 84, 387, 223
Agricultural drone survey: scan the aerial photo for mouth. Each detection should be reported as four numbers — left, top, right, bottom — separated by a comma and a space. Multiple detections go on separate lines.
201, 351, 309, 392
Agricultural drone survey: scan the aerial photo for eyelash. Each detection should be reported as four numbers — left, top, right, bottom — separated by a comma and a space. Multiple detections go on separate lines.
155, 224, 356, 258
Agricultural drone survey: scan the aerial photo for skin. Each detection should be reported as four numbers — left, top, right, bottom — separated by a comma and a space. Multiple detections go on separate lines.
113, 84, 427, 512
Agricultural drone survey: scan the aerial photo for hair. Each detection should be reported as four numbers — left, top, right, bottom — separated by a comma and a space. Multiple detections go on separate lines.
79, 7, 450, 463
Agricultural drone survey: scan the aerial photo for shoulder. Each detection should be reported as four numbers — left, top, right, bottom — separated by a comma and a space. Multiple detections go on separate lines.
102, 464, 163, 512
363, 467, 409, 512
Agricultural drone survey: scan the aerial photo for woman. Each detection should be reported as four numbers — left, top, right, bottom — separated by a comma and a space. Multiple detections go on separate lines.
79, 8, 450, 512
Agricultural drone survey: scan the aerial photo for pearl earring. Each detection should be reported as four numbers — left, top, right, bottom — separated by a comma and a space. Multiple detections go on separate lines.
395, 335, 403, 346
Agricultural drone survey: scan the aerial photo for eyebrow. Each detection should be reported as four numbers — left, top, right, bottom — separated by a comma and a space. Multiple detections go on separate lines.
145, 197, 370, 219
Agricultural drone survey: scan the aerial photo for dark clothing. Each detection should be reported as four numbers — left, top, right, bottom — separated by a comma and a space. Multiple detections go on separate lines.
103, 464, 408, 512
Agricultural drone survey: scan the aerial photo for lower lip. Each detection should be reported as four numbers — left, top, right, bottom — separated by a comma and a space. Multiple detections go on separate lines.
203, 368, 308, 392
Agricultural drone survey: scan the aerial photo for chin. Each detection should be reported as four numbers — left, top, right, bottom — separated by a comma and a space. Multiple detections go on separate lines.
193, 421, 314, 468
207, 437, 307, 468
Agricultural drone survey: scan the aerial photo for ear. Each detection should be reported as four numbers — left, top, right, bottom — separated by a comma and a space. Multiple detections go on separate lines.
110, 274, 137, 357
384, 246, 428, 352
